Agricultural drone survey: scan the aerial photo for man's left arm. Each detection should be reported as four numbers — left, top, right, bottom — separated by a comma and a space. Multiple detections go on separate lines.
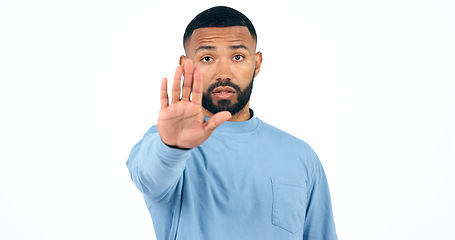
303, 160, 338, 240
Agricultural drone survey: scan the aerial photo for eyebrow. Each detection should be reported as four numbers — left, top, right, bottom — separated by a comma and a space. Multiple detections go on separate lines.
195, 44, 249, 53
229, 45, 249, 51
195, 45, 215, 53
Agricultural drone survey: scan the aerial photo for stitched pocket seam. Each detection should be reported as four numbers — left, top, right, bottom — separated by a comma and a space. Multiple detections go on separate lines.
271, 178, 306, 234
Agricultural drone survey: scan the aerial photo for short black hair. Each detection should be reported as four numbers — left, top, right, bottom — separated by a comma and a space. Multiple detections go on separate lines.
183, 6, 257, 48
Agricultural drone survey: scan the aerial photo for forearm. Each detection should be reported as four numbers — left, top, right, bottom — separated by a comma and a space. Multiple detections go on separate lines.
127, 132, 191, 202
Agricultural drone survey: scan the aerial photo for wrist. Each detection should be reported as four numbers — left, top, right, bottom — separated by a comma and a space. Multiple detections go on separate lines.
161, 139, 192, 150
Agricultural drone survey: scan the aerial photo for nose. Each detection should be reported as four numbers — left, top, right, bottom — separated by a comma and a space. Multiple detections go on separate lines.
216, 58, 232, 81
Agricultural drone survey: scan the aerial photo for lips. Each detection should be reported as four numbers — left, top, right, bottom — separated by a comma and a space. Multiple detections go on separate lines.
212, 86, 236, 99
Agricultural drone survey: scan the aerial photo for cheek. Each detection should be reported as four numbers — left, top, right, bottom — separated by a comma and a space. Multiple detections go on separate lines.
200, 72, 213, 91
233, 64, 255, 81
192, 61, 211, 83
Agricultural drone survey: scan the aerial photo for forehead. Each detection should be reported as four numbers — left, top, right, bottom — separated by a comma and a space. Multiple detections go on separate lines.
185, 26, 256, 53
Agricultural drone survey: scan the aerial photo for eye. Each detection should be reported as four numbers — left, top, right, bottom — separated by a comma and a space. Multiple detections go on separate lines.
233, 55, 244, 61
201, 56, 213, 63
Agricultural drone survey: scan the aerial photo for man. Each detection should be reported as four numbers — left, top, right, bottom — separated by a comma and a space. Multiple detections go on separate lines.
127, 6, 337, 240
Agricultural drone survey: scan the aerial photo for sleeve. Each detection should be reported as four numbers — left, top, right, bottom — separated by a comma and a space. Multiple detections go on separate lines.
303, 159, 338, 240
126, 126, 192, 202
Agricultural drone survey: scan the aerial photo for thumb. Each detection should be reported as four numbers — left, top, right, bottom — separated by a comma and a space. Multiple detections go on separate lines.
204, 111, 232, 134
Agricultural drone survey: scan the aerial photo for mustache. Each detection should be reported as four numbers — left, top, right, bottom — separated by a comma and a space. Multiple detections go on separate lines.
206, 80, 242, 93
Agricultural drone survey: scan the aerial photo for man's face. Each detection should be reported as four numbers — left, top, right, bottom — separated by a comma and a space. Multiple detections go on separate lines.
182, 26, 262, 119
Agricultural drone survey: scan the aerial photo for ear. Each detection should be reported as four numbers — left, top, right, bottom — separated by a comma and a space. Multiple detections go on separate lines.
254, 51, 263, 77
179, 55, 187, 68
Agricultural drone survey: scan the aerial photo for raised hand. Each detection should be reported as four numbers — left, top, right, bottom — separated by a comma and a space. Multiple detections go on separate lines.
157, 59, 232, 149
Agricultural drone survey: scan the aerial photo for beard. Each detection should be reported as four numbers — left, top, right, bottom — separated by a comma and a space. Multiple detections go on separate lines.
202, 76, 254, 116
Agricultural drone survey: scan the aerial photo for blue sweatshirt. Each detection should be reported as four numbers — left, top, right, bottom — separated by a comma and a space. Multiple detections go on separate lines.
127, 114, 337, 240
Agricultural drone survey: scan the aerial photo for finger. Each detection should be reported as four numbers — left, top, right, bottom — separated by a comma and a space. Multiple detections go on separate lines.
192, 67, 203, 105
160, 77, 168, 109
204, 111, 232, 134
171, 66, 183, 103
181, 59, 193, 101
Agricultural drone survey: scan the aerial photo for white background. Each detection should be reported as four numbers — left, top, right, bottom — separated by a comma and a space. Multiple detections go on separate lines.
1, 0, 454, 239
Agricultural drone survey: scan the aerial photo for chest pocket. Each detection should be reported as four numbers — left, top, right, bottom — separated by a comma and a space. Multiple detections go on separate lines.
271, 178, 307, 233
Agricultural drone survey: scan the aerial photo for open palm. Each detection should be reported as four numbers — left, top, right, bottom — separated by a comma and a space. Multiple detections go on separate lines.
157, 60, 231, 149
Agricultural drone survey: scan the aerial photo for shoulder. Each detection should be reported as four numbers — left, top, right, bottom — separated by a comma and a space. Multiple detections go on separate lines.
258, 119, 311, 147
257, 118, 319, 160
143, 125, 158, 137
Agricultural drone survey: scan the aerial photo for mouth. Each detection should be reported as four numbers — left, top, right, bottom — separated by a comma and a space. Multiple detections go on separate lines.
212, 86, 236, 99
